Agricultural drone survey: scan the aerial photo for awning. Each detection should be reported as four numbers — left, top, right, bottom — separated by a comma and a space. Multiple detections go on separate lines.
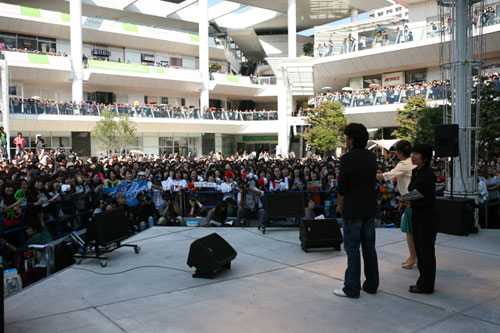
368, 139, 400, 151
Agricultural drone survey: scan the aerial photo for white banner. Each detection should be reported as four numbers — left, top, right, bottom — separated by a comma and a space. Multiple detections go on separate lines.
382, 71, 405, 87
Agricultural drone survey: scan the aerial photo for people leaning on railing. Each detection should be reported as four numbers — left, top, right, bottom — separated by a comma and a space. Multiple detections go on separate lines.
300, 72, 500, 114
6, 98, 279, 121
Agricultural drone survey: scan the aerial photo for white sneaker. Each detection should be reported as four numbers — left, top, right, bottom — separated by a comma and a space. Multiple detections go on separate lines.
333, 289, 347, 297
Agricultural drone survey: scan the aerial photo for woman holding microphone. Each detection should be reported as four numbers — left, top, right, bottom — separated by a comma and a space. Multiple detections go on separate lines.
377, 140, 416, 269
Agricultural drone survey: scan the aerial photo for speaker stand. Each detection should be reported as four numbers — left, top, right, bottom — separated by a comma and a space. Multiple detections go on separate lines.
450, 157, 454, 199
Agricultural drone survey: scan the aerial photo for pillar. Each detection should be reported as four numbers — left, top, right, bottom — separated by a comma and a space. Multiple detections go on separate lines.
70, 0, 83, 102
277, 70, 290, 156
288, 0, 297, 58
1, 61, 11, 160
199, 0, 210, 108
350, 9, 359, 52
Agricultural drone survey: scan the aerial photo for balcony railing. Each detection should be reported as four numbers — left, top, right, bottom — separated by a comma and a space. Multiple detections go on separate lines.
6, 101, 279, 121
308, 86, 446, 109
315, 6, 500, 59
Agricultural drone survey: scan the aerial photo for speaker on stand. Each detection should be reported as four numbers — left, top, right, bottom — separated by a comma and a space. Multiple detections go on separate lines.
434, 124, 475, 235
434, 124, 459, 198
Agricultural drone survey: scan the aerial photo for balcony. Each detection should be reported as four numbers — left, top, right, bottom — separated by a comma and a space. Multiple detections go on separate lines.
313, 8, 500, 91
209, 73, 276, 97
2, 101, 279, 134
0, 2, 225, 59
85, 59, 203, 91
2, 51, 71, 83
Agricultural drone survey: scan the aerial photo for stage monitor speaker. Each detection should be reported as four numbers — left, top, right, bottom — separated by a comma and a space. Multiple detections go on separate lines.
435, 124, 459, 157
299, 219, 343, 252
86, 208, 130, 246
187, 233, 237, 279
265, 192, 305, 218
436, 197, 475, 235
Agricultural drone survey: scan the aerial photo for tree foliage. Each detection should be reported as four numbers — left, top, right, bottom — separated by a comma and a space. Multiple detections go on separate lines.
392, 95, 443, 145
303, 42, 314, 56
301, 102, 347, 155
91, 109, 136, 154
473, 80, 500, 152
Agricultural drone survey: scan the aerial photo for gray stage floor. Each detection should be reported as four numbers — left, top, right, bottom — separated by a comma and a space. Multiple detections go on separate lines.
5, 226, 500, 333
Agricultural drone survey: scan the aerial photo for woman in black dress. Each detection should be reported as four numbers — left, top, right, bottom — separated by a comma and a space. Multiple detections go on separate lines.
400, 144, 439, 294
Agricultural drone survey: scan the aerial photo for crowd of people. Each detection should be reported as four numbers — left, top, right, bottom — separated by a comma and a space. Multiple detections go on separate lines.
0, 132, 497, 287
300, 72, 500, 114
6, 98, 278, 121
0, 44, 68, 57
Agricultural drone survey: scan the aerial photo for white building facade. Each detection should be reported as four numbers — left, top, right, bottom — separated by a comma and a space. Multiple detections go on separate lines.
1, 0, 499, 157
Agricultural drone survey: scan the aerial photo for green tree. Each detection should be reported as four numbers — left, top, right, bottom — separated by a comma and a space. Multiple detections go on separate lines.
393, 95, 443, 145
91, 109, 136, 154
473, 80, 500, 153
303, 42, 314, 56
301, 101, 347, 155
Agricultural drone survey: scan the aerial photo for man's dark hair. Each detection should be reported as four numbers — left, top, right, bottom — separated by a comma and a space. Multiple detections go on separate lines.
411, 144, 433, 166
395, 140, 412, 158
343, 123, 369, 149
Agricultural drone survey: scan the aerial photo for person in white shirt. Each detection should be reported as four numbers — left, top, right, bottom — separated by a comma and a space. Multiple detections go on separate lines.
219, 171, 237, 201
269, 167, 289, 192
377, 140, 417, 269
164, 169, 187, 193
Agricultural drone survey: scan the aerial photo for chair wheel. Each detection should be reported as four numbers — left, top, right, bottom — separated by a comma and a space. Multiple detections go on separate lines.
134, 246, 141, 254
100, 260, 107, 267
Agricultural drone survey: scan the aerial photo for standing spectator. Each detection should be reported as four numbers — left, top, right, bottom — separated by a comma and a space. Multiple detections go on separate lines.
334, 123, 379, 299
13, 132, 27, 160
35, 134, 46, 160
0, 127, 7, 158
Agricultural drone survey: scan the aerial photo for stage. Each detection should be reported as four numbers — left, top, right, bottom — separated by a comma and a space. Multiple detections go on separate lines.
5, 227, 500, 332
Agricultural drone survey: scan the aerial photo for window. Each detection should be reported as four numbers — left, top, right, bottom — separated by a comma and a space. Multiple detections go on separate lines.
363, 74, 382, 88
17, 36, 37, 51
377, 12, 383, 17
386, 9, 393, 14
0, 32, 17, 49
38, 40, 56, 53
405, 68, 427, 83
170, 57, 182, 67
396, 7, 402, 12
161, 97, 169, 105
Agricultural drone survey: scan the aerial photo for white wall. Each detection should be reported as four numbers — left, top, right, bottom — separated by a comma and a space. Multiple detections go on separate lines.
426, 66, 441, 81
56, 39, 71, 55
408, 1, 438, 23
125, 49, 142, 64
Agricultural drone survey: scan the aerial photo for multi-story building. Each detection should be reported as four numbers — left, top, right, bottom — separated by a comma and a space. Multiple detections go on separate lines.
0, 0, 499, 158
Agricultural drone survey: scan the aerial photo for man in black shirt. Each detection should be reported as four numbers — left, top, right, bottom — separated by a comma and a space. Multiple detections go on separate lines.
334, 123, 379, 298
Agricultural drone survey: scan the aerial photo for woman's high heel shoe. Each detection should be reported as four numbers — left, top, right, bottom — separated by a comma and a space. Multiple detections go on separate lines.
402, 260, 417, 269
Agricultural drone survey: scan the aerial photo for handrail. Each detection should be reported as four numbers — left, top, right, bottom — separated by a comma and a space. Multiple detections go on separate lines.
8, 100, 280, 121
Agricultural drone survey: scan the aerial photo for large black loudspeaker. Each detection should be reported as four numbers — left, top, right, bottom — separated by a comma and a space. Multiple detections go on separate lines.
265, 192, 305, 218
436, 197, 475, 235
299, 219, 343, 252
86, 208, 130, 245
435, 124, 459, 157
187, 233, 237, 279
